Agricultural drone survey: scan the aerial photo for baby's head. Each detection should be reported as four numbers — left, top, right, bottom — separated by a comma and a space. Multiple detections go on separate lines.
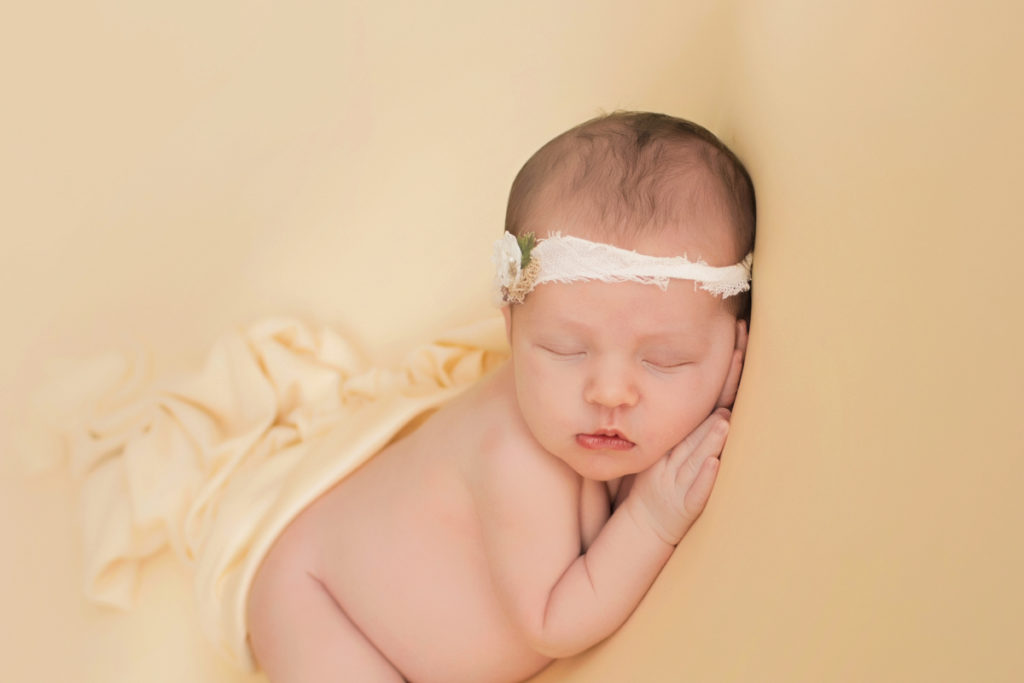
504, 111, 755, 318
497, 112, 755, 481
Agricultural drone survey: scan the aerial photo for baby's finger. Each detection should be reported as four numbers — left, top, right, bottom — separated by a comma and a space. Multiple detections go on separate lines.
667, 407, 730, 470
682, 454, 720, 519
674, 414, 729, 490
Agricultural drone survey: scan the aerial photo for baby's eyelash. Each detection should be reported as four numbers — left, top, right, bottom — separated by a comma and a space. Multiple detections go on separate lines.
642, 359, 692, 371
539, 345, 585, 358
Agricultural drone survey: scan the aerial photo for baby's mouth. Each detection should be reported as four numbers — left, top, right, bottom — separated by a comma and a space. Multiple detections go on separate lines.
575, 430, 635, 451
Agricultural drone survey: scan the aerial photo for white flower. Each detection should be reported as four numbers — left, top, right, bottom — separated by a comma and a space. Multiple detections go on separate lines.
492, 232, 522, 290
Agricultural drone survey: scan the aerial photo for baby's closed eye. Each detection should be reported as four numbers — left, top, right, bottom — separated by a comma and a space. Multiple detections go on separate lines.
538, 344, 586, 359
641, 356, 694, 372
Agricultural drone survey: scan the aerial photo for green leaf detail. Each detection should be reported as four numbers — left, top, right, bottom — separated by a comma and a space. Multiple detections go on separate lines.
517, 233, 536, 269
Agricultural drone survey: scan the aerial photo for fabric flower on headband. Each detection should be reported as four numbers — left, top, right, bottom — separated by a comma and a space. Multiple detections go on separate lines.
492, 232, 540, 304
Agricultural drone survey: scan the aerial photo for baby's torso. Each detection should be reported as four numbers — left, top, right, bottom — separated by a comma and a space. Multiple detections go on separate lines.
291, 364, 614, 683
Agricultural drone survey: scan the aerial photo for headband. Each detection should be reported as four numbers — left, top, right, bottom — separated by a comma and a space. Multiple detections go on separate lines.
492, 231, 752, 304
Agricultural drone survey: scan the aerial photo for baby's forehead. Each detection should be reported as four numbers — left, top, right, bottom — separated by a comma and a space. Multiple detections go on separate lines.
527, 278, 727, 339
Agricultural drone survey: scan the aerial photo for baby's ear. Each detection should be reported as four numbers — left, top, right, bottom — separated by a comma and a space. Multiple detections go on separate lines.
501, 306, 513, 343
715, 319, 748, 410
735, 319, 748, 357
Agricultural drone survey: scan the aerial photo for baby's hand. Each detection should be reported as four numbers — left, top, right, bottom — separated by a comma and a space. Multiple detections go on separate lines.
627, 408, 730, 546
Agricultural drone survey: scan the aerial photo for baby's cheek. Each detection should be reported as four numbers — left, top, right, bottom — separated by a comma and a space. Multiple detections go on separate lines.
667, 411, 705, 448
661, 379, 717, 443
521, 377, 569, 433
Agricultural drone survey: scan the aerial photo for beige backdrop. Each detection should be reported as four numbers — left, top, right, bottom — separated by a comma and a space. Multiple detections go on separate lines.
2, 0, 1022, 681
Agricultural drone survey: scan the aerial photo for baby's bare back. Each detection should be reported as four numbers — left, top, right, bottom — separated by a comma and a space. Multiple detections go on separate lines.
255, 368, 560, 683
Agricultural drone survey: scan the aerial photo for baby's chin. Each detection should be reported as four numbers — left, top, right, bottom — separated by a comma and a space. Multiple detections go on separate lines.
556, 445, 654, 482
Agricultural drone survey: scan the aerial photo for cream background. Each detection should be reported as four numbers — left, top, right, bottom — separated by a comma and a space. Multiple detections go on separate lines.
2, 1, 1022, 681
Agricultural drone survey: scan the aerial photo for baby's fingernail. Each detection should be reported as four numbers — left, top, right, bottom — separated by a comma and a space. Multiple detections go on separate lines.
718, 407, 731, 419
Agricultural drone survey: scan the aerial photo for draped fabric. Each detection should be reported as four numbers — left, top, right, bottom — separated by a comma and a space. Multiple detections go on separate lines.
39, 316, 508, 667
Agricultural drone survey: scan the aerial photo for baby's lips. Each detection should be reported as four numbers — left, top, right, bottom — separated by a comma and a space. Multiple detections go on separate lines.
594, 427, 629, 440
576, 433, 635, 451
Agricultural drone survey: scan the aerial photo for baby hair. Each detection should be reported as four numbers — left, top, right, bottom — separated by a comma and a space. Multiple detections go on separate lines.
504, 111, 756, 318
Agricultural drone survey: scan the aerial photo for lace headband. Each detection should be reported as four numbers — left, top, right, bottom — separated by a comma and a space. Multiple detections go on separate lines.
493, 231, 752, 304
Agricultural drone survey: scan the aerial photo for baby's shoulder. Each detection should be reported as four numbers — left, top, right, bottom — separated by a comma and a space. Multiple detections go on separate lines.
444, 366, 578, 502
475, 420, 576, 504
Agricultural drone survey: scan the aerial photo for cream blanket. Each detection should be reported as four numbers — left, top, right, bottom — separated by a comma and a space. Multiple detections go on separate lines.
38, 316, 508, 669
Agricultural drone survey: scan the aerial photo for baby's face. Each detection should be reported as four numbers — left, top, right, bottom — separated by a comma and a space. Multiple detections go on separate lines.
506, 256, 740, 482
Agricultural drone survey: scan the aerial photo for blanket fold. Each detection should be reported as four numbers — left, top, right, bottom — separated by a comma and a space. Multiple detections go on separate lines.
38, 316, 509, 668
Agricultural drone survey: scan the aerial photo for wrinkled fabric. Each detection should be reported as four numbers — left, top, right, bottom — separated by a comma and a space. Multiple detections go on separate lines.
38, 316, 508, 668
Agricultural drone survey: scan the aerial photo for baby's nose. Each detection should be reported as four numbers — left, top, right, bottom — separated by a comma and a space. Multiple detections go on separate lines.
583, 362, 639, 409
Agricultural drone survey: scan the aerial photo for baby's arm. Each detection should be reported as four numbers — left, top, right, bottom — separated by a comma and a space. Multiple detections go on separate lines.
476, 320, 746, 658
474, 409, 729, 658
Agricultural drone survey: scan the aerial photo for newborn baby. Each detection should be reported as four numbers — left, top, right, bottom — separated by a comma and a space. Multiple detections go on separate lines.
247, 111, 755, 683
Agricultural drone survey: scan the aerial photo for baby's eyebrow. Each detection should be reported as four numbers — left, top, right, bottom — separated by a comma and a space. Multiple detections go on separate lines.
539, 315, 593, 335
639, 336, 705, 353
542, 319, 708, 351
636, 322, 707, 340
